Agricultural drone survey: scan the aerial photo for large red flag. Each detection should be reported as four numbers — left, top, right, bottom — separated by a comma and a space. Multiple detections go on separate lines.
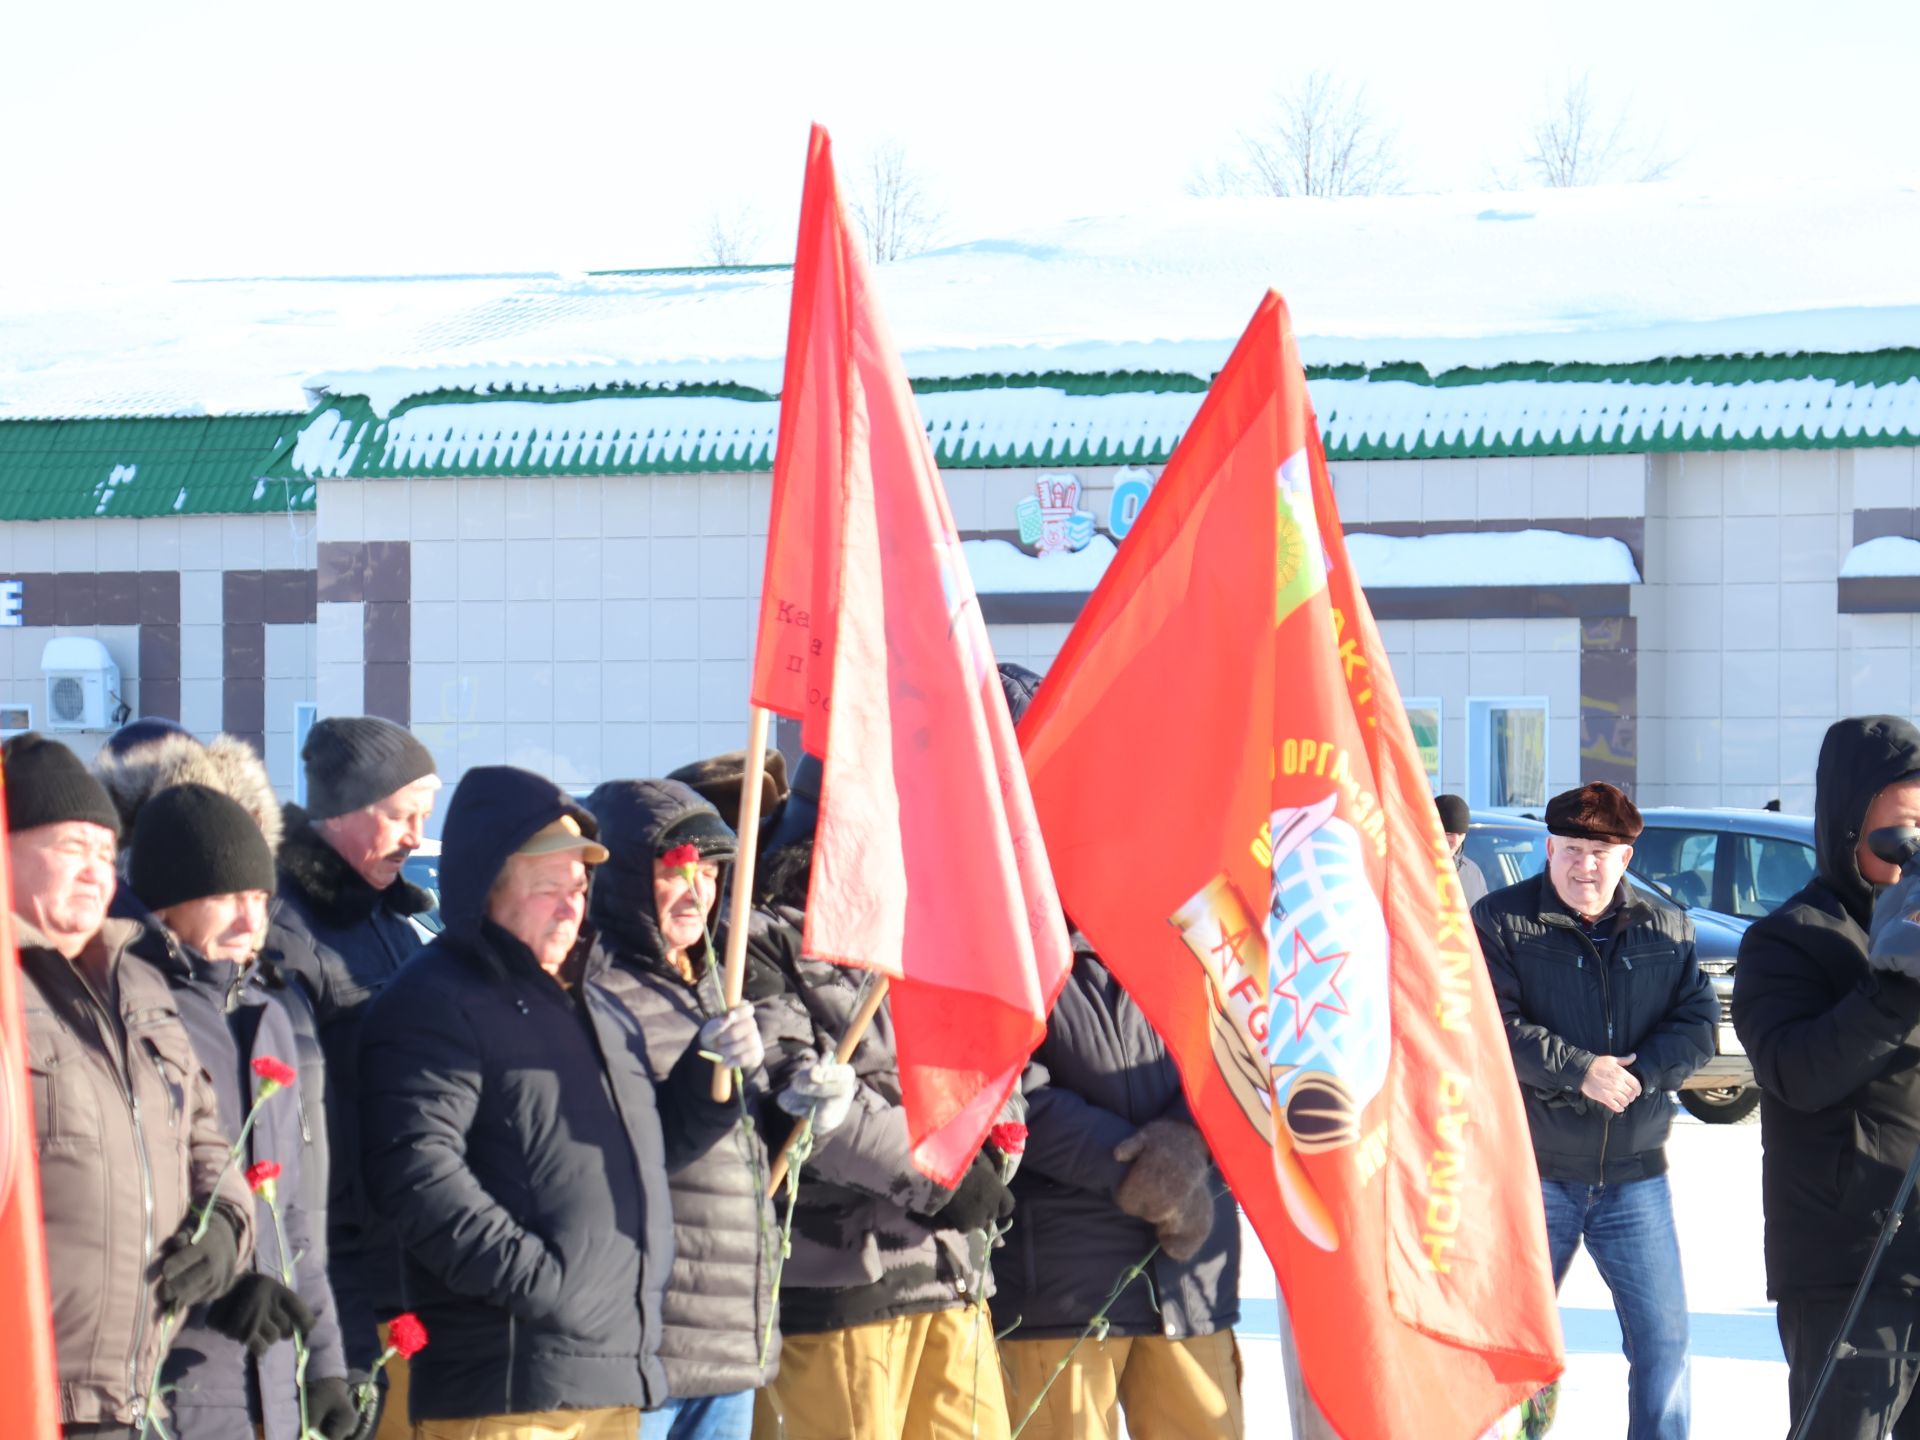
0, 760, 63, 1439
1020, 292, 1563, 1438
751, 126, 1072, 1185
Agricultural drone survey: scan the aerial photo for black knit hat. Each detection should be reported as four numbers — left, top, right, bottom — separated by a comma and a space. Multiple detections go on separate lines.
131, 783, 277, 911
1435, 794, 1471, 835
302, 716, 438, 822
2, 732, 121, 837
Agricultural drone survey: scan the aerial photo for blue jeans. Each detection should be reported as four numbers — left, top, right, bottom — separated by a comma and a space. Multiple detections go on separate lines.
646, 1390, 755, 1440
1542, 1174, 1690, 1440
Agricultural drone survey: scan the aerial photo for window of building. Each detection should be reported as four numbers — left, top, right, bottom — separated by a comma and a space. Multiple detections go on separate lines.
294, 702, 317, 806
1466, 697, 1547, 810
1402, 697, 1442, 795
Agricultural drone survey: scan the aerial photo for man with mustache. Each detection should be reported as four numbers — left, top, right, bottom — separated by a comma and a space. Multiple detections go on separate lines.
261, 716, 441, 1436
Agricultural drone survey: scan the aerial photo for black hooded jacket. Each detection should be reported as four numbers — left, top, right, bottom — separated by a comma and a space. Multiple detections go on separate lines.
1734, 715, 1920, 1299
358, 767, 736, 1420
584, 779, 781, 1401
1473, 871, 1715, 1185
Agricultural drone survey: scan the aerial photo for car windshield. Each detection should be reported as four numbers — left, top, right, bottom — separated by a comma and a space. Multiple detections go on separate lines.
1461, 823, 1548, 891
402, 852, 444, 934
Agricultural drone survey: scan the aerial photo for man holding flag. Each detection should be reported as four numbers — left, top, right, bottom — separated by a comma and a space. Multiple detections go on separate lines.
738, 123, 1071, 1437
1017, 291, 1564, 1440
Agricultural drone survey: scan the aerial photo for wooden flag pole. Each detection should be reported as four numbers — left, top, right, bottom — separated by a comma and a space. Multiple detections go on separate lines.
764, 972, 889, 1198
712, 706, 773, 1103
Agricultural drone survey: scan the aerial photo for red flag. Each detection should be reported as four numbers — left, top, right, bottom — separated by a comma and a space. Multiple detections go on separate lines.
0, 761, 62, 1439
1020, 292, 1563, 1438
752, 126, 1073, 1185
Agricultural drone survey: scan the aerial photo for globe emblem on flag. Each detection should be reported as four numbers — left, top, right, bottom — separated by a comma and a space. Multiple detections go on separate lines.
1266, 795, 1391, 1154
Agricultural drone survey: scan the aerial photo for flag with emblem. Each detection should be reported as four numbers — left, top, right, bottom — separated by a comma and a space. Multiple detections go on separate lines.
0, 758, 62, 1439
1019, 290, 1563, 1438
750, 125, 1072, 1185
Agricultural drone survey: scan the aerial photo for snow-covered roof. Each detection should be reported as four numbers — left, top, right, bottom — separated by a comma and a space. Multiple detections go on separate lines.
10, 181, 1920, 468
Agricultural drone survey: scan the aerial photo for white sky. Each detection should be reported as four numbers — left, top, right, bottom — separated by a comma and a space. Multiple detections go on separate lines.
2, 0, 1915, 283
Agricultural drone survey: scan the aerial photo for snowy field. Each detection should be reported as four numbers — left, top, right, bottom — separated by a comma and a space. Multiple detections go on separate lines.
1229, 1107, 1783, 1439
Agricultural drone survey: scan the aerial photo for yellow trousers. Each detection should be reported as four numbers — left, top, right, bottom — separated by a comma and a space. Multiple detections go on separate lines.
753, 1306, 1011, 1440
414, 1407, 639, 1439
375, 1320, 414, 1440
999, 1329, 1245, 1440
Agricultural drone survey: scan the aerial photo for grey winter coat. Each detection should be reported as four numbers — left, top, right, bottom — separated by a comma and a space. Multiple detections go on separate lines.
262, 806, 433, 1367
995, 945, 1240, 1342
21, 915, 256, 1428
136, 915, 348, 1439
585, 778, 781, 1399
747, 900, 1024, 1334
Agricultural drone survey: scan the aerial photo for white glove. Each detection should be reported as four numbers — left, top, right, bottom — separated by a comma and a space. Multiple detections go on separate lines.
776, 1059, 858, 1136
698, 1005, 766, 1074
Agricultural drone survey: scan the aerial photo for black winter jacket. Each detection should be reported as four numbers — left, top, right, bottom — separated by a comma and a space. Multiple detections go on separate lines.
359, 766, 735, 1421
1474, 872, 1715, 1185
131, 910, 348, 1440
1733, 715, 1920, 1300
585, 778, 781, 1400
994, 946, 1240, 1341
262, 807, 434, 1366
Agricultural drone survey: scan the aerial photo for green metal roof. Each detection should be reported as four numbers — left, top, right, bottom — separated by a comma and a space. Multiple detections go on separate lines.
0, 414, 312, 520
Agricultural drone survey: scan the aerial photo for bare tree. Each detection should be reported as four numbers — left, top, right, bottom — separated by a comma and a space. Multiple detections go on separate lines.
1521, 74, 1677, 187
704, 204, 764, 267
851, 140, 943, 263
1191, 72, 1405, 200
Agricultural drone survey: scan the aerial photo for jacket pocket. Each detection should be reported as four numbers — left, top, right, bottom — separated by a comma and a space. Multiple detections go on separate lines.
25, 1023, 75, 1148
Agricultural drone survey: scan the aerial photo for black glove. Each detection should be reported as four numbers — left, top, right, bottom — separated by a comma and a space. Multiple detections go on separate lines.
307, 1374, 363, 1440
205, 1272, 316, 1354
929, 1151, 1015, 1233
156, 1207, 243, 1311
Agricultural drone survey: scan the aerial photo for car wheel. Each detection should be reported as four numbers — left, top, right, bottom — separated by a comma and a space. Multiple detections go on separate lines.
1680, 1085, 1761, 1124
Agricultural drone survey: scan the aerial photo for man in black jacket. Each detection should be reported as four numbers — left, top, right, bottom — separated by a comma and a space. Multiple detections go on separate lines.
358, 765, 762, 1439
1733, 715, 1920, 1439
261, 715, 441, 1429
1473, 782, 1715, 1440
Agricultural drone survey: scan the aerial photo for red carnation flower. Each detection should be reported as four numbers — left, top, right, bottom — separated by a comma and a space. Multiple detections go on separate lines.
251, 1056, 297, 1090
388, 1312, 429, 1358
245, 1160, 282, 1192
661, 843, 701, 872
990, 1122, 1028, 1156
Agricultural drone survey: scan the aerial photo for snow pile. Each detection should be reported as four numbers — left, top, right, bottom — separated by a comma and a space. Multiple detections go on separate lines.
963, 536, 1118, 594
1345, 530, 1641, 588
1840, 535, 1920, 578
7, 181, 1920, 420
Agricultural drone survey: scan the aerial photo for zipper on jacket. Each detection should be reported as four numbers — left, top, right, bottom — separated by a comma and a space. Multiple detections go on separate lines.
145, 1042, 181, 1129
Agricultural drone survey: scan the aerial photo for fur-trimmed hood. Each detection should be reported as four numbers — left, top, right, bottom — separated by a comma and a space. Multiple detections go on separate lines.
276, 804, 434, 928
95, 732, 284, 855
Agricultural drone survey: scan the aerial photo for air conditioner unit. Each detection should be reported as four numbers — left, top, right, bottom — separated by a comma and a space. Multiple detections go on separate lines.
41, 637, 121, 732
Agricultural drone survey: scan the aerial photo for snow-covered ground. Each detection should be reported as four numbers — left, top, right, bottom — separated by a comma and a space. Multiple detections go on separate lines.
1230, 1107, 1782, 1438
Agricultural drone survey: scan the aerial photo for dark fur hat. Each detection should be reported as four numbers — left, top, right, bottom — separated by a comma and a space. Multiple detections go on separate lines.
1544, 782, 1642, 846
666, 748, 789, 833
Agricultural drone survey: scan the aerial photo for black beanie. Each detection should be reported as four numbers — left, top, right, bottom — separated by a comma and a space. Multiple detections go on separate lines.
2, 732, 121, 837
1435, 794, 1471, 834
303, 717, 438, 822
131, 784, 277, 911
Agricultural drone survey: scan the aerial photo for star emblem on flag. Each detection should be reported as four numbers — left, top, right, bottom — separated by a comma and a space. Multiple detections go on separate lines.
1272, 929, 1350, 1042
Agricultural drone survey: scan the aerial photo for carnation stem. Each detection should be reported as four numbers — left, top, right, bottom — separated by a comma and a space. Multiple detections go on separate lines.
1008, 1242, 1161, 1439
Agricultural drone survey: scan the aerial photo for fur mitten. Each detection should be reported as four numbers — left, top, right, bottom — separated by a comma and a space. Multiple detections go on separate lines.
1113, 1118, 1215, 1261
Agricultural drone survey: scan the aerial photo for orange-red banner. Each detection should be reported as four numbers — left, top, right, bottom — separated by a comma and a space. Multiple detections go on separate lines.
753, 127, 1072, 1185
0, 758, 62, 1439
1021, 291, 1563, 1439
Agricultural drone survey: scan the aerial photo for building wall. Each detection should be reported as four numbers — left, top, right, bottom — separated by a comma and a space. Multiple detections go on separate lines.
0, 514, 317, 788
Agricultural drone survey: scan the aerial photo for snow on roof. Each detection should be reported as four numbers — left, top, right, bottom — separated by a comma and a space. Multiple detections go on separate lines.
8, 181, 1920, 425
1840, 536, 1920, 578
962, 529, 1635, 598
1343, 530, 1642, 588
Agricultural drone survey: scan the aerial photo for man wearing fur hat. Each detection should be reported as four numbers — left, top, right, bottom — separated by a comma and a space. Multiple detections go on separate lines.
1472, 781, 1715, 1440
259, 716, 441, 1425
5, 733, 255, 1438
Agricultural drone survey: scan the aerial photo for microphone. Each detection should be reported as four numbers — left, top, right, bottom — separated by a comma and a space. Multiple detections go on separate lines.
1868, 826, 1920, 874
1867, 828, 1920, 977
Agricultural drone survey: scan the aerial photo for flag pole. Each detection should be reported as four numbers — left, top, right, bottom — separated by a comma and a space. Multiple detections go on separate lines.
764, 972, 890, 1198
713, 705, 774, 1103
